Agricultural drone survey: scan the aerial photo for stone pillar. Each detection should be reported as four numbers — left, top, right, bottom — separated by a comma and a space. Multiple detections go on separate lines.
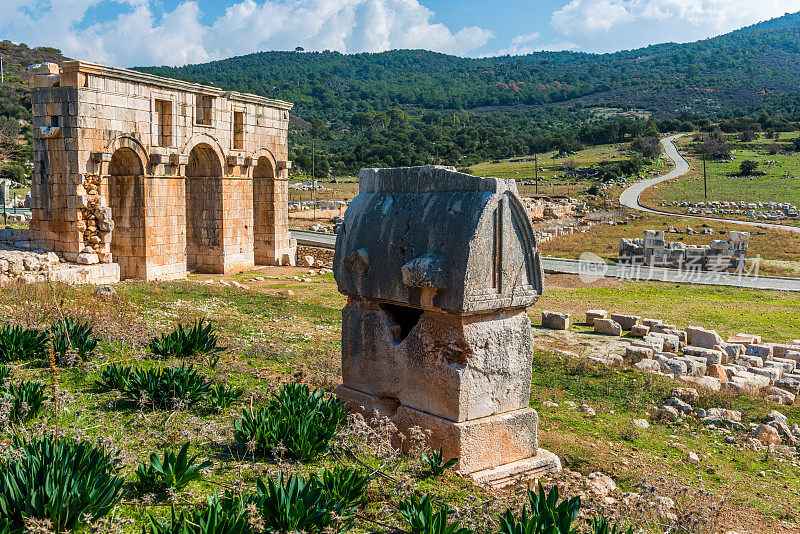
334, 166, 560, 489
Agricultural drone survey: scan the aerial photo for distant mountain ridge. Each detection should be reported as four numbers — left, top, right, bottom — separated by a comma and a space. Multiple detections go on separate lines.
135, 11, 800, 125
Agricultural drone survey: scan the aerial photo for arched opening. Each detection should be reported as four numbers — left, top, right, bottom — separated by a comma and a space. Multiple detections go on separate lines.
185, 143, 224, 272
107, 147, 145, 280
186, 143, 222, 178
253, 156, 276, 264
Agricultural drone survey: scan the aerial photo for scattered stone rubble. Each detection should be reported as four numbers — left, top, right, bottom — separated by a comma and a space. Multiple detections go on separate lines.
0, 244, 118, 285
540, 309, 800, 407
619, 230, 748, 271
661, 199, 799, 221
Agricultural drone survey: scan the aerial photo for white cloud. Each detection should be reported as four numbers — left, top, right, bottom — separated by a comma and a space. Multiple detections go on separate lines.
552, 0, 798, 38
487, 32, 577, 56
0, 0, 493, 67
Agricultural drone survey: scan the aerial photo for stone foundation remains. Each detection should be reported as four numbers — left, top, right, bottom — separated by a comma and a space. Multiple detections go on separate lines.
619, 230, 748, 271
333, 165, 561, 488
22, 61, 295, 282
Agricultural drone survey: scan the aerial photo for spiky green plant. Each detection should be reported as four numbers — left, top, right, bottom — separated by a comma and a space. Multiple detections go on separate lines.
233, 383, 347, 461
50, 317, 99, 363
149, 319, 226, 359
0, 435, 124, 534
499, 482, 581, 534
136, 442, 212, 491
421, 447, 458, 476
123, 364, 211, 409
144, 492, 248, 534
0, 380, 47, 423
0, 363, 11, 385
0, 324, 48, 362
399, 494, 472, 534
96, 363, 132, 391
588, 515, 633, 534
254, 473, 333, 533
209, 382, 244, 409
311, 467, 371, 530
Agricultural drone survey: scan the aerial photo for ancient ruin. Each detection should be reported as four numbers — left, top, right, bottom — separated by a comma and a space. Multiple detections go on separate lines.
22, 61, 294, 281
619, 230, 749, 271
333, 165, 561, 488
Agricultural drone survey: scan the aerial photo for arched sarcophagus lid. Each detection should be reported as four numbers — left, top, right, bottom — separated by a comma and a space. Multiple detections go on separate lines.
333, 165, 544, 314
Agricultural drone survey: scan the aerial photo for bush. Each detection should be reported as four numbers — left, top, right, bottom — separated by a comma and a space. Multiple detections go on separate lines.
254, 474, 334, 533
739, 159, 758, 175
50, 317, 99, 364
0, 324, 48, 362
123, 364, 211, 409
420, 447, 458, 476
233, 383, 347, 461
145, 492, 248, 534
209, 383, 244, 409
0, 435, 124, 534
589, 515, 633, 534
96, 363, 132, 391
399, 493, 471, 534
136, 442, 211, 491
0, 380, 46, 423
149, 319, 226, 359
499, 482, 580, 534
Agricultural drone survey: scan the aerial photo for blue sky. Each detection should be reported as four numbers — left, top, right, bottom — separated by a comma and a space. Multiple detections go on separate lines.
0, 0, 797, 67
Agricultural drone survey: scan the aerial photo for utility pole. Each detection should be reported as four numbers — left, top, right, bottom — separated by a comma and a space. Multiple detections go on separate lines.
311, 137, 316, 222
1, 54, 4, 85
703, 153, 708, 201
534, 153, 539, 195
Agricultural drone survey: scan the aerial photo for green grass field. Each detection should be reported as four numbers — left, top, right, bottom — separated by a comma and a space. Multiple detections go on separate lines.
641, 134, 800, 225
1, 276, 799, 533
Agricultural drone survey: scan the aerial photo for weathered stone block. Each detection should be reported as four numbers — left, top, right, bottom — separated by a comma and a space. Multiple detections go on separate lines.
541, 311, 569, 330
585, 309, 607, 326
609, 313, 640, 330
594, 318, 622, 336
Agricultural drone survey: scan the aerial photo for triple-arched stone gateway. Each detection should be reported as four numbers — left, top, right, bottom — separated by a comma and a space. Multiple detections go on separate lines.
27, 61, 295, 280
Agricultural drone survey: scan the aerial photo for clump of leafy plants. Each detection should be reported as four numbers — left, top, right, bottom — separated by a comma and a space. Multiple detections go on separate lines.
0, 380, 47, 424
123, 364, 211, 409
233, 383, 347, 461
209, 382, 244, 410
0, 324, 48, 362
96, 363, 132, 391
399, 493, 472, 534
0, 435, 125, 534
136, 442, 211, 491
589, 515, 633, 534
144, 492, 248, 534
149, 319, 226, 359
50, 317, 99, 364
420, 447, 458, 476
0, 363, 11, 385
499, 482, 581, 534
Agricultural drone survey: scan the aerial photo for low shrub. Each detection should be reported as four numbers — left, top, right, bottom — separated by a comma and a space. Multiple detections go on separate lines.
420, 447, 458, 476
311, 467, 371, 529
149, 319, 226, 359
144, 492, 248, 534
0, 324, 48, 362
123, 364, 211, 409
136, 442, 211, 491
50, 317, 99, 364
0, 380, 47, 423
233, 383, 347, 461
96, 363, 132, 391
399, 493, 471, 534
0, 435, 125, 534
254, 473, 333, 533
209, 382, 244, 410
499, 482, 580, 534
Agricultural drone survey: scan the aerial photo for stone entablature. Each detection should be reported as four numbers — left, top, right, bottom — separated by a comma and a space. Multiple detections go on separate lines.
27, 61, 295, 280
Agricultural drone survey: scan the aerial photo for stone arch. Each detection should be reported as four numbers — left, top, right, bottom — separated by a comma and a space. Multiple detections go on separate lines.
103, 135, 148, 176
183, 134, 225, 177
185, 142, 224, 272
186, 143, 223, 178
106, 146, 146, 280
253, 156, 276, 264
109, 147, 143, 176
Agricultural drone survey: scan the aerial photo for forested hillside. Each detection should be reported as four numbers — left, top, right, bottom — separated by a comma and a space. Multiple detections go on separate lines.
134, 12, 800, 175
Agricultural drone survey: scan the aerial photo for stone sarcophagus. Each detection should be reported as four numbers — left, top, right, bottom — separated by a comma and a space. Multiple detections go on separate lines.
334, 165, 561, 488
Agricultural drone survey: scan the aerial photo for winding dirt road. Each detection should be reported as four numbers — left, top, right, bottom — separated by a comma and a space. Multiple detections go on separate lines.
619, 134, 800, 233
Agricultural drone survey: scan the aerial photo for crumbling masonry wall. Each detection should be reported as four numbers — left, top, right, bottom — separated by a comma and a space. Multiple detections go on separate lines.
27, 61, 295, 280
